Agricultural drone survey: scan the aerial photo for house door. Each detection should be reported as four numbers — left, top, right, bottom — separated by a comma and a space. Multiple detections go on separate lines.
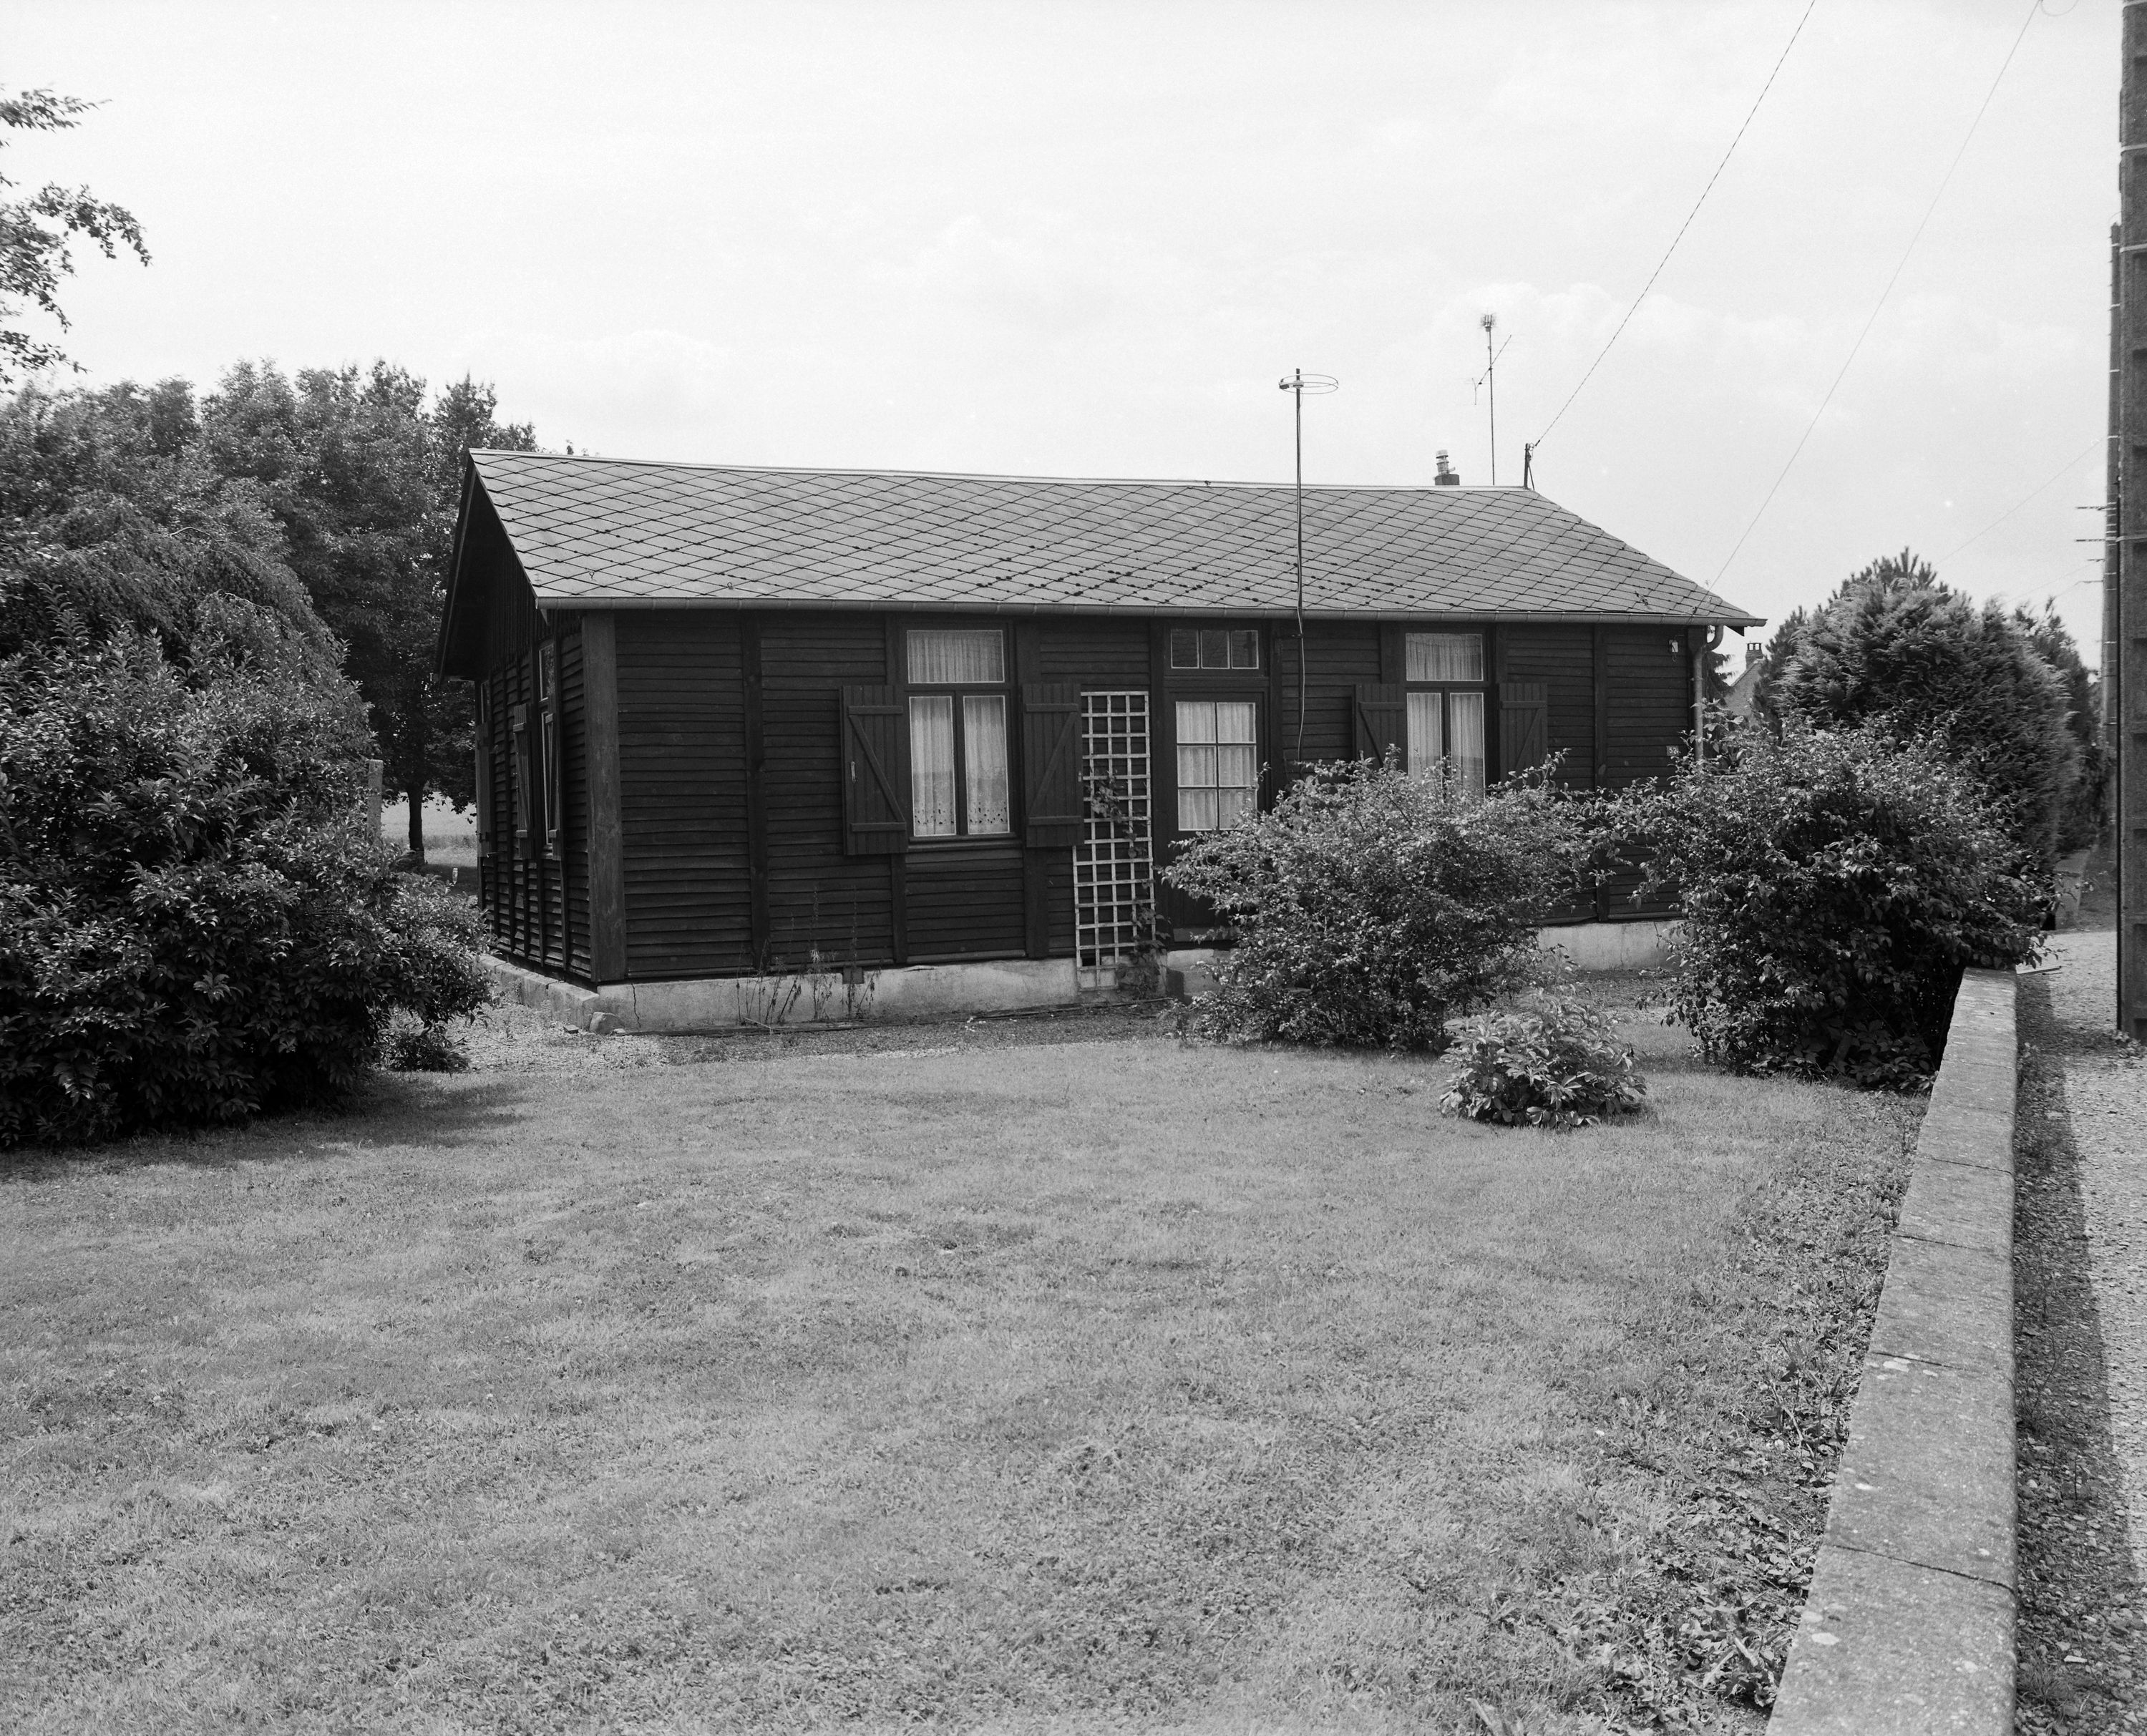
1073, 691, 1156, 991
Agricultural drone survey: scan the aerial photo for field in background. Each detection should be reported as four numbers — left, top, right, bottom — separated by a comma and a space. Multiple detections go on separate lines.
1, 1003, 1916, 1733
379, 794, 476, 863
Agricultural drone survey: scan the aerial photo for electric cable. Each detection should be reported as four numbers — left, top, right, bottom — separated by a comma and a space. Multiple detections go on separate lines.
1715, 0, 2042, 582
1530, 0, 1819, 457
1939, 434, 2102, 562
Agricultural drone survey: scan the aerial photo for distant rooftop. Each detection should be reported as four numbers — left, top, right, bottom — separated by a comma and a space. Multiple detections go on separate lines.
459, 448, 1762, 625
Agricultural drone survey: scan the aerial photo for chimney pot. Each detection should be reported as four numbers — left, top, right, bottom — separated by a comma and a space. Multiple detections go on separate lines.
1433, 449, 1461, 487
1746, 643, 1761, 667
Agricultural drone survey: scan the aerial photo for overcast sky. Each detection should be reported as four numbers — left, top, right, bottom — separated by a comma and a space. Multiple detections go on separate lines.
6, 0, 2120, 658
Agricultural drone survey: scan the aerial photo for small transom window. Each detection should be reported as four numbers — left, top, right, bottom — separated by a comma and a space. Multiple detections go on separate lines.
1405, 632, 1484, 683
907, 629, 1005, 685
1170, 628, 1260, 670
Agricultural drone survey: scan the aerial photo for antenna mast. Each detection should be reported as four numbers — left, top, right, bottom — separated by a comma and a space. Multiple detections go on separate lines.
1277, 369, 1338, 769
1471, 313, 1512, 486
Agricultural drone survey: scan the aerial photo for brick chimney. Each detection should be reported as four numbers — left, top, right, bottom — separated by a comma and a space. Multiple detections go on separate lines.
1746, 642, 1761, 667
1433, 449, 1460, 487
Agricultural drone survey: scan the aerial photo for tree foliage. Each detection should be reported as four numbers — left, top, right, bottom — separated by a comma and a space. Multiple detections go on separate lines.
1754, 549, 2075, 864
1162, 759, 1587, 1050
2010, 600, 2108, 854
1612, 723, 2040, 1090
201, 361, 536, 854
0, 620, 491, 1147
1, 88, 150, 382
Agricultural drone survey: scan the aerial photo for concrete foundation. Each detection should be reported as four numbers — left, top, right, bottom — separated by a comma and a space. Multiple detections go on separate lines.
1537, 919, 1677, 971
482, 953, 1085, 1033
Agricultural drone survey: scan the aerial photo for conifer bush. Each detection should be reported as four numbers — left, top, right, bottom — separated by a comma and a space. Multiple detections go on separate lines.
0, 623, 491, 1147
1612, 722, 2040, 1089
1161, 759, 1585, 1050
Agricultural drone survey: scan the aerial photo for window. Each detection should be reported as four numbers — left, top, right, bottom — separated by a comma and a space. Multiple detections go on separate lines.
1176, 700, 1257, 832
1406, 632, 1486, 794
536, 639, 563, 854
1170, 627, 1260, 670
907, 629, 1011, 838
1406, 632, 1484, 683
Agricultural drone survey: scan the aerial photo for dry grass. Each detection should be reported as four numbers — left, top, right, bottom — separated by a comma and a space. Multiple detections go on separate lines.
1, 998, 1913, 1734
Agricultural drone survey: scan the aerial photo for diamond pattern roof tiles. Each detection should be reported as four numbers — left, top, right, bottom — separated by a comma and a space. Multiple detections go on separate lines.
467, 450, 1761, 624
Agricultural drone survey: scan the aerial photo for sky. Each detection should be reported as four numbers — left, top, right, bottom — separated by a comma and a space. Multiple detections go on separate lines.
5, 0, 2121, 660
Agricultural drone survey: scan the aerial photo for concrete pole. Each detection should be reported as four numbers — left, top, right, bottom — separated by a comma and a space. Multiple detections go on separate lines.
2109, 223, 2123, 767
2120, 4, 2147, 1037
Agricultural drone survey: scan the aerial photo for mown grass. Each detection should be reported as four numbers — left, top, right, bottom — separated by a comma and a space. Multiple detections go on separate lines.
1, 1008, 1915, 1733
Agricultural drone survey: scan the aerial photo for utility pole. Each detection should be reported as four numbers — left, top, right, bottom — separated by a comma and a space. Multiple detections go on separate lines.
2111, 223, 2124, 771
2120, 3, 2147, 1038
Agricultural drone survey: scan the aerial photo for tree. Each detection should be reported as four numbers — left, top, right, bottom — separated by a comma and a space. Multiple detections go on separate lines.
1756, 549, 2074, 866
200, 361, 536, 859
0, 378, 328, 660
1, 89, 149, 383
2011, 600, 2108, 854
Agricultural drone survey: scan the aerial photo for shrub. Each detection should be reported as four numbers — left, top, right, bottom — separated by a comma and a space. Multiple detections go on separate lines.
1440, 992, 1647, 1128
1161, 759, 1586, 1050
1756, 550, 2075, 864
0, 628, 492, 1147
1611, 722, 2040, 1089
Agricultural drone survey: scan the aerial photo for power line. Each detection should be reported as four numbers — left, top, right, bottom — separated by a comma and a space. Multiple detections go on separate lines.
1939, 434, 2103, 562
1715, 0, 2042, 582
1529, 0, 1818, 458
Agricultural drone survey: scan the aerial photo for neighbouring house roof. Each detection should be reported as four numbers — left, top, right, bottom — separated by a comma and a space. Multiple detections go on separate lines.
447, 448, 1762, 648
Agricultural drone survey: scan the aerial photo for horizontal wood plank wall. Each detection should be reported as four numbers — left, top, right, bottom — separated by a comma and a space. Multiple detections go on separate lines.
1602, 628, 1690, 917
1503, 626, 1596, 791
1263, 620, 1383, 766
560, 626, 592, 980
616, 612, 753, 980
1506, 624, 1597, 923
1039, 618, 1150, 684
760, 615, 898, 971
907, 843, 1028, 961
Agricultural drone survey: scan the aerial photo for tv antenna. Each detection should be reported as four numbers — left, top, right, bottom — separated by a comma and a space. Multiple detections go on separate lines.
1278, 368, 1338, 767
1471, 313, 1512, 486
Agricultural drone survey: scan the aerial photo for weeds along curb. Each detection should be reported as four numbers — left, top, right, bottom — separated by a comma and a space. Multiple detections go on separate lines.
1769, 967, 2019, 1734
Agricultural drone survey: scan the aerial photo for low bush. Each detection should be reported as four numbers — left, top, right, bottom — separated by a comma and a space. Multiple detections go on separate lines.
1610, 721, 2040, 1089
1161, 759, 1587, 1050
1441, 993, 1647, 1128
0, 625, 491, 1147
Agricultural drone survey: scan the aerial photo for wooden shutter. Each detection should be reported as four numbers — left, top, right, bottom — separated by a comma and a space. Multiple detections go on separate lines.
510, 700, 534, 854
1500, 681, 1549, 777
1021, 683, 1084, 847
840, 685, 910, 855
1353, 683, 1407, 762
474, 686, 495, 860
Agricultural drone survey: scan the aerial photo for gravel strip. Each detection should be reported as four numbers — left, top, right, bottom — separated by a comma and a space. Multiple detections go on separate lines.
2015, 925, 2147, 1730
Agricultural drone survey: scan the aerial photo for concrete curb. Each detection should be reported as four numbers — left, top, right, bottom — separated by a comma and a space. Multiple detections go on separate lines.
1769, 967, 2018, 1735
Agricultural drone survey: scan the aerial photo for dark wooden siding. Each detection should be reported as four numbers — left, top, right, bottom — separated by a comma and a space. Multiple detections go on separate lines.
560, 627, 591, 978
760, 616, 899, 971
1503, 626, 1596, 791
1602, 629, 1693, 918
909, 842, 1028, 962
482, 643, 575, 975
1039, 618, 1150, 685
616, 613, 754, 980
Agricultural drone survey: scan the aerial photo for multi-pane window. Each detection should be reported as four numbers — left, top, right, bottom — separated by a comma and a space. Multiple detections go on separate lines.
1176, 700, 1257, 832
1169, 627, 1260, 670
1406, 631, 1486, 794
907, 629, 1011, 838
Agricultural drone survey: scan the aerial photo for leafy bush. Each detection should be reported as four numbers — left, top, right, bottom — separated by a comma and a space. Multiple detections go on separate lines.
1161, 759, 1586, 1050
0, 625, 492, 1147
1612, 722, 2040, 1089
1756, 550, 2075, 864
1440, 992, 1646, 1128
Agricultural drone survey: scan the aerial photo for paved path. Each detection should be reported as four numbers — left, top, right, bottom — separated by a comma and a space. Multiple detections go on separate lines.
2015, 928, 2147, 1730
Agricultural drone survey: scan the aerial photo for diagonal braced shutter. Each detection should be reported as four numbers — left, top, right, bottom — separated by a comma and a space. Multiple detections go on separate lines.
1353, 683, 1407, 763
839, 686, 910, 855
1021, 683, 1084, 847
1499, 681, 1549, 777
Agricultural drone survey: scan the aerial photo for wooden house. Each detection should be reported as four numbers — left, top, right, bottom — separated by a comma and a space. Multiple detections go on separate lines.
437, 451, 1761, 1026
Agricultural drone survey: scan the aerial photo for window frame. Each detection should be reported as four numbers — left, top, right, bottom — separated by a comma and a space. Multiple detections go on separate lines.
902, 625, 1014, 844
1403, 630, 1490, 794
1168, 693, 1265, 838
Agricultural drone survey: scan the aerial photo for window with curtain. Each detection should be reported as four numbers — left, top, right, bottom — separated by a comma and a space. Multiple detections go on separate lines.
907, 629, 1011, 838
1176, 700, 1257, 832
1405, 632, 1486, 795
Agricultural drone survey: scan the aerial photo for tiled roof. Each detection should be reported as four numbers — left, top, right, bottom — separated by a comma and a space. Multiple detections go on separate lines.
467, 449, 1761, 625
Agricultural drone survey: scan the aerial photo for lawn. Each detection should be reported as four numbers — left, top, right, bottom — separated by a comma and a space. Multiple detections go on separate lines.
1, 996, 1917, 1734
